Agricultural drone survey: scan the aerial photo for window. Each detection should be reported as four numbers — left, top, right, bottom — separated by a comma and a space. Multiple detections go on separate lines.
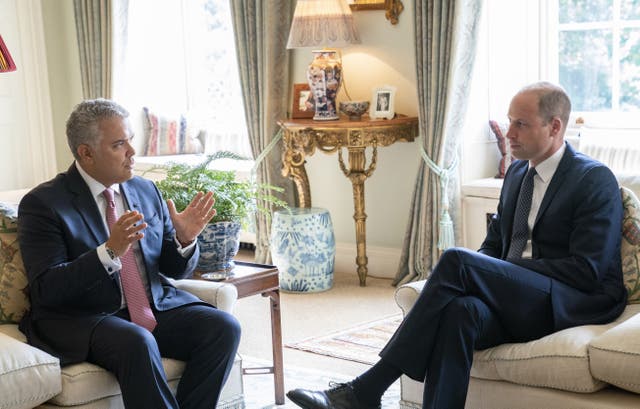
115, 0, 252, 159
548, 0, 640, 115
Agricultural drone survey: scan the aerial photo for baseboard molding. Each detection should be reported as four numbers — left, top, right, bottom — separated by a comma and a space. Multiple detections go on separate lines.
335, 242, 401, 280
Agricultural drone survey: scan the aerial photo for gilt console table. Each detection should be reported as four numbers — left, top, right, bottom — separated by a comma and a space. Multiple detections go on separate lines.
277, 114, 419, 286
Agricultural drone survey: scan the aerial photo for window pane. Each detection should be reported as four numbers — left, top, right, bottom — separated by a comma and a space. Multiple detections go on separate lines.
184, 0, 251, 157
620, 28, 640, 111
621, 0, 640, 20
559, 0, 612, 23
559, 29, 612, 111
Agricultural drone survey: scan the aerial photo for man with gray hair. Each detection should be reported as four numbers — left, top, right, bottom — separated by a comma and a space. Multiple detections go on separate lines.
18, 99, 240, 408
287, 82, 626, 409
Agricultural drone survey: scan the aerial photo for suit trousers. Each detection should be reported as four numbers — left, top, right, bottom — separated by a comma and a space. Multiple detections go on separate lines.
380, 247, 555, 409
88, 304, 241, 409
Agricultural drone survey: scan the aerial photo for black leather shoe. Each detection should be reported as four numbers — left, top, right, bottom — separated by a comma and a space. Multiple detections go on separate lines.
286, 382, 381, 409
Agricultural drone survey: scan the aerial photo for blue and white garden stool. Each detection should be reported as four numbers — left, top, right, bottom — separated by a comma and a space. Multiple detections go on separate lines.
270, 207, 335, 292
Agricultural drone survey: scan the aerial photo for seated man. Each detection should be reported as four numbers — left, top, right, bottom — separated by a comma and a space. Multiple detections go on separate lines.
287, 82, 627, 409
18, 99, 241, 409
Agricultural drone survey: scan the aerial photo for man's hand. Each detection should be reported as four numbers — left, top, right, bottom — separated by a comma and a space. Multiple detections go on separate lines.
105, 211, 147, 257
167, 191, 217, 246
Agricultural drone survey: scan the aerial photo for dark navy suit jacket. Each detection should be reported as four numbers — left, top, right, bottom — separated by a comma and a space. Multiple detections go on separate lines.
18, 163, 203, 365
480, 143, 627, 330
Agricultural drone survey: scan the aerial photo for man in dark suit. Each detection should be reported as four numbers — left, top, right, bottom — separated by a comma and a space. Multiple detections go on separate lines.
287, 82, 626, 409
18, 99, 241, 408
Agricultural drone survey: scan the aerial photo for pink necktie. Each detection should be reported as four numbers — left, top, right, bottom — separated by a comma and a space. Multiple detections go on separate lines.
103, 189, 157, 332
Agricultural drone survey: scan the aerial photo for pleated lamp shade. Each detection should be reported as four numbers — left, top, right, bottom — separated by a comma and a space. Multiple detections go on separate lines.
287, 0, 361, 48
0, 34, 17, 73
287, 0, 361, 120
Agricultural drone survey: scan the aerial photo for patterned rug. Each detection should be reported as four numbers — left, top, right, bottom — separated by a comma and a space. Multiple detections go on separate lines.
285, 314, 403, 365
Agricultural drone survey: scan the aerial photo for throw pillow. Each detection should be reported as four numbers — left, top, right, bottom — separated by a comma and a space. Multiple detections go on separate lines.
0, 202, 29, 324
621, 187, 640, 303
143, 107, 204, 156
488, 120, 512, 178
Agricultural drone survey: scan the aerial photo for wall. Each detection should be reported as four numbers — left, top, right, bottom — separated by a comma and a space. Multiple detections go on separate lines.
0, 0, 57, 191
289, 5, 421, 278
40, 0, 82, 170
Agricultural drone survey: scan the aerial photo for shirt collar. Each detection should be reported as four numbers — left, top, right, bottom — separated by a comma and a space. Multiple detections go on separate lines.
75, 161, 121, 200
529, 143, 566, 184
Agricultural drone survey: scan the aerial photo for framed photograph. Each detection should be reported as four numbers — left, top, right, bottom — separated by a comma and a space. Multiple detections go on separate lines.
291, 83, 315, 119
370, 85, 396, 120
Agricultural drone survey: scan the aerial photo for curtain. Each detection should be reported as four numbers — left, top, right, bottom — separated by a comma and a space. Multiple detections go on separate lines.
73, 0, 112, 99
393, 0, 483, 285
230, 0, 296, 264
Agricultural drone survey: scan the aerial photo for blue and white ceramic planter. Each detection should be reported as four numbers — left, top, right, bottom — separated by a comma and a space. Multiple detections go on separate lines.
270, 208, 335, 293
197, 221, 241, 273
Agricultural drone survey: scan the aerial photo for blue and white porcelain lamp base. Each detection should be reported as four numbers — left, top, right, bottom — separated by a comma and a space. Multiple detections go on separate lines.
270, 208, 335, 293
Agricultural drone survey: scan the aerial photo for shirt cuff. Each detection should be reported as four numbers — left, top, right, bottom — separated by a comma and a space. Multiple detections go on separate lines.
98, 243, 122, 275
174, 235, 196, 258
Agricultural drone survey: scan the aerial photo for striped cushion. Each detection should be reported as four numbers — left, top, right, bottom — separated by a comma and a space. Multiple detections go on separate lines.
143, 107, 204, 156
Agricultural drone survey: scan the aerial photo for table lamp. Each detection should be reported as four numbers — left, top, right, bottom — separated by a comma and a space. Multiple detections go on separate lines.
287, 0, 360, 120
0, 34, 17, 72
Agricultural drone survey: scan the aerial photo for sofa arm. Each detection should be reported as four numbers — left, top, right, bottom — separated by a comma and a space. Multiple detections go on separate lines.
170, 279, 238, 313
394, 280, 426, 316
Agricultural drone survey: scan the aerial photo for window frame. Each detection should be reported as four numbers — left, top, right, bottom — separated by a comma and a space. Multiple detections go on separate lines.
542, 0, 640, 129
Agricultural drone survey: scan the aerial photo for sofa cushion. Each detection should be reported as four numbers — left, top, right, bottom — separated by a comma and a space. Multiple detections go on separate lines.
471, 305, 640, 393
488, 120, 512, 179
48, 358, 185, 406
0, 201, 29, 324
0, 329, 61, 409
621, 187, 640, 303
143, 107, 204, 156
589, 304, 640, 394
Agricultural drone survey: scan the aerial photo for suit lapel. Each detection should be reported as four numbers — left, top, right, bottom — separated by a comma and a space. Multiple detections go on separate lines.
502, 161, 528, 239
534, 144, 575, 226
67, 164, 108, 244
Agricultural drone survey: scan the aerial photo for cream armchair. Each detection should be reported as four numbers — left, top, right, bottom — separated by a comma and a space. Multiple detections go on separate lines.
0, 189, 245, 409
394, 184, 640, 409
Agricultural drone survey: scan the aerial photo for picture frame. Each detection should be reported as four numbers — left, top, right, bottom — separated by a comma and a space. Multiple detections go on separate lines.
348, 0, 405, 25
291, 83, 315, 119
369, 85, 396, 120
348, 0, 385, 11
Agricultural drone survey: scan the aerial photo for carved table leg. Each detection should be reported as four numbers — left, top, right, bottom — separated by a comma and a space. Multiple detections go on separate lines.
345, 147, 372, 286
282, 131, 313, 208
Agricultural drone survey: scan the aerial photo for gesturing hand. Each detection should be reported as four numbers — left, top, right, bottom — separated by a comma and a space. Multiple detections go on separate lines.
167, 191, 217, 246
105, 211, 147, 257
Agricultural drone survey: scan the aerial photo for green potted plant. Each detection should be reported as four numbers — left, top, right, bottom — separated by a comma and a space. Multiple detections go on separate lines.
149, 151, 287, 274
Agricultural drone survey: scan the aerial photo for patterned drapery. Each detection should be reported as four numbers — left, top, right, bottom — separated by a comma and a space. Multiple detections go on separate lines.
73, 0, 113, 99
230, 1, 296, 264
394, 0, 483, 285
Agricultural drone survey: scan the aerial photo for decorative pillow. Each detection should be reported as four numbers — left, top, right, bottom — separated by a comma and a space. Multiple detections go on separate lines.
621, 187, 640, 303
0, 202, 29, 324
488, 120, 512, 178
142, 107, 204, 156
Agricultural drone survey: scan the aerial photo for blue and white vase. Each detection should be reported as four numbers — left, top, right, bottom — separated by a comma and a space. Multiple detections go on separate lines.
197, 221, 241, 273
270, 208, 335, 293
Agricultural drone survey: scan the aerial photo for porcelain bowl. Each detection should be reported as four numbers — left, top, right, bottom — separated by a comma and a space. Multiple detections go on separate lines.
339, 100, 370, 121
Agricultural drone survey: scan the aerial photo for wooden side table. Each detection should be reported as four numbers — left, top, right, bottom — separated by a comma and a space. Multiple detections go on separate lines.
195, 262, 284, 405
278, 114, 419, 286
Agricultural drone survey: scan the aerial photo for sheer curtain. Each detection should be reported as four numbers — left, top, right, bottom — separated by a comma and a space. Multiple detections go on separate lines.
394, 0, 483, 285
230, 0, 296, 264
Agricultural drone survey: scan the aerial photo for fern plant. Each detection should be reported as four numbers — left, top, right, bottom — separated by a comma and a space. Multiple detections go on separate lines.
150, 151, 287, 227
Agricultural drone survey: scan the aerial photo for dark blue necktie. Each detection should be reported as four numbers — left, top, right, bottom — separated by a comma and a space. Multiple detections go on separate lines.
507, 167, 536, 260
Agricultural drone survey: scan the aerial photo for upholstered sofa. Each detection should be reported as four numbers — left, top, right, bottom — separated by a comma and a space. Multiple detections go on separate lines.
0, 189, 245, 409
394, 177, 640, 409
